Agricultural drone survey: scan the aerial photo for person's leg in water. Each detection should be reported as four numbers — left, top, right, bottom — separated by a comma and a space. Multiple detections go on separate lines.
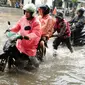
53, 37, 61, 57
39, 36, 47, 61
28, 56, 40, 68
64, 37, 73, 53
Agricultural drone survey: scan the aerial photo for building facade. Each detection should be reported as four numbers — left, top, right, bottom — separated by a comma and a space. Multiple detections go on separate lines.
0, 0, 7, 6
1, 0, 85, 9
7, 0, 52, 7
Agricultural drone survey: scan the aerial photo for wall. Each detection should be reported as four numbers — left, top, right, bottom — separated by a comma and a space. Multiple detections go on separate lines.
24, 0, 31, 5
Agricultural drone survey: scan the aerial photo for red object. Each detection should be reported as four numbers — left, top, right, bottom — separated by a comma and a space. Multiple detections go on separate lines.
54, 18, 71, 37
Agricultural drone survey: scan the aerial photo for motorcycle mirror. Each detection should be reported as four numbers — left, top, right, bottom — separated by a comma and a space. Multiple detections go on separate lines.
8, 21, 10, 25
4, 21, 11, 34
24, 26, 31, 30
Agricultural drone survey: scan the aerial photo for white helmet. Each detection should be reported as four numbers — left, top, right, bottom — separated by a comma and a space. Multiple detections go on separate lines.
23, 3, 36, 13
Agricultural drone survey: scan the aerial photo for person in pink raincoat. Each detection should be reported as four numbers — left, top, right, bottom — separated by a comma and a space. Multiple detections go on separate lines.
9, 3, 41, 67
37, 5, 56, 61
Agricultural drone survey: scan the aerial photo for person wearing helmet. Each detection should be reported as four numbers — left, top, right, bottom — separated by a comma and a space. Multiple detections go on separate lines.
7, 3, 41, 68
23, 3, 36, 19
37, 5, 56, 61
69, 8, 85, 46
52, 11, 73, 56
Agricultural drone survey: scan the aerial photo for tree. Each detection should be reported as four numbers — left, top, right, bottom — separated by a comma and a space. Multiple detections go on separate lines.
72, 0, 78, 7
53, 0, 63, 8
72, 0, 77, 3
32, 0, 35, 4
4, 0, 7, 4
58, 0, 63, 7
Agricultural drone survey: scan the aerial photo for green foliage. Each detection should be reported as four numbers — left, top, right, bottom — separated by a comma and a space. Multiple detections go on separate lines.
64, 0, 78, 3
72, 0, 78, 3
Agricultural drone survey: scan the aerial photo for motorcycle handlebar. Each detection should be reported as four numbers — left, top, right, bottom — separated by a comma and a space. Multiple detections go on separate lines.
10, 35, 29, 43
51, 34, 58, 37
5, 21, 30, 40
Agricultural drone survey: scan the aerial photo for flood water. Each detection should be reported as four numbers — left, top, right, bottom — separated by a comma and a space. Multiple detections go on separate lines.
0, 7, 85, 85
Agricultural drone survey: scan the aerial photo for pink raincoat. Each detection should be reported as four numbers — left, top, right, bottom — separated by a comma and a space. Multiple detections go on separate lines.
38, 14, 56, 38
10, 15, 41, 57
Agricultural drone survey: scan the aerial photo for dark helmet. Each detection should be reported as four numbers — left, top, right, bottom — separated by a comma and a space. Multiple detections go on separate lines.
39, 5, 50, 15
77, 8, 84, 15
56, 11, 63, 19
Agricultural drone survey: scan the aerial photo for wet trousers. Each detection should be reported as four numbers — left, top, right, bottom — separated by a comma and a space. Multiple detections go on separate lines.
53, 37, 73, 53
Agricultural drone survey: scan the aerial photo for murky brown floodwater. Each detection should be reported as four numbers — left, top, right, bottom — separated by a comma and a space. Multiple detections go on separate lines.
0, 7, 85, 85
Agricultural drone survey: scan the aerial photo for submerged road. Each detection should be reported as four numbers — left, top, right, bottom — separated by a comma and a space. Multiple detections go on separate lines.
0, 7, 85, 85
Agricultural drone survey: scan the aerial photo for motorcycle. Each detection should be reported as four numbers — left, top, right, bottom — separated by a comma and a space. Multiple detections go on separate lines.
70, 23, 85, 46
0, 21, 44, 72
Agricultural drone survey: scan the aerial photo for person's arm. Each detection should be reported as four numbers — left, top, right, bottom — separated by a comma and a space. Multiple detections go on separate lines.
75, 19, 84, 28
57, 22, 66, 37
72, 18, 85, 32
69, 17, 75, 23
45, 18, 55, 38
10, 19, 21, 33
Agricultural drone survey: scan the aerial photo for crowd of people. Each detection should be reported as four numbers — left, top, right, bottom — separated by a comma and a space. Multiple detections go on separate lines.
0, 3, 85, 69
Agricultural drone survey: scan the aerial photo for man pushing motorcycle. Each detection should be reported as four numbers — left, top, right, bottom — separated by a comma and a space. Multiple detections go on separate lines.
52, 11, 73, 56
